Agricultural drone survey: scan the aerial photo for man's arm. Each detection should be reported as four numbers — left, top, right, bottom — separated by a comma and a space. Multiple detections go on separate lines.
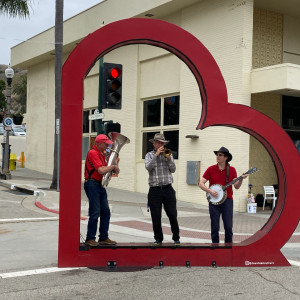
199, 177, 218, 198
233, 174, 248, 189
145, 152, 156, 171
167, 155, 176, 173
98, 164, 119, 175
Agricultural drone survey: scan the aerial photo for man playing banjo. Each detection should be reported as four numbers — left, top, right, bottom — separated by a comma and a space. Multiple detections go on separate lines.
198, 147, 248, 244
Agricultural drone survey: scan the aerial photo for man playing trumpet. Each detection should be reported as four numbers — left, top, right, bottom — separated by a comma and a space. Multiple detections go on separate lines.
145, 133, 180, 246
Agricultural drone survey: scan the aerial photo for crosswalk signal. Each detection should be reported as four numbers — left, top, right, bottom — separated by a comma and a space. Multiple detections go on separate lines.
103, 121, 121, 135
102, 63, 122, 109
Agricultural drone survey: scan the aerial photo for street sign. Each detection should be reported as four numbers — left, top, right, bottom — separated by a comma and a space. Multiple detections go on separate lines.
88, 112, 104, 120
3, 117, 13, 127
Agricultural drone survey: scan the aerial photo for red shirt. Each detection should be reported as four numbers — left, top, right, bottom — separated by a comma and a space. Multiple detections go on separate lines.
202, 164, 237, 200
84, 145, 107, 181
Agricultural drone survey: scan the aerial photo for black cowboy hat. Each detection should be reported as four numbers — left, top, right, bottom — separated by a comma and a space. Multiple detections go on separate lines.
214, 146, 232, 162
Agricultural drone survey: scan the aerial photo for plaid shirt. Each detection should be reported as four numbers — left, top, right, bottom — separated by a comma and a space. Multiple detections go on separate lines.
145, 150, 176, 187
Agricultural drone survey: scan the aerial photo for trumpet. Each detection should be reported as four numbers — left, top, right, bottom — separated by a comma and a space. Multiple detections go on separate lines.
163, 148, 172, 158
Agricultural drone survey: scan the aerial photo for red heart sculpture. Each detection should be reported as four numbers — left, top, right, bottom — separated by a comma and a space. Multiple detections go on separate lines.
59, 18, 300, 267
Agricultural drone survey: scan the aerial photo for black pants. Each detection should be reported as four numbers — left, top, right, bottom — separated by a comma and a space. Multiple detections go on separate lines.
148, 185, 180, 242
209, 198, 233, 243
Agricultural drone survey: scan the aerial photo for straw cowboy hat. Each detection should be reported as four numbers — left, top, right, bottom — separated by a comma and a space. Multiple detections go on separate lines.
149, 133, 170, 145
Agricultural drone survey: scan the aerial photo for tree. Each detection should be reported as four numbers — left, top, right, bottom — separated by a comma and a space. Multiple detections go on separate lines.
0, 0, 31, 18
0, 80, 6, 111
0, 0, 31, 112
12, 74, 27, 114
50, 0, 63, 190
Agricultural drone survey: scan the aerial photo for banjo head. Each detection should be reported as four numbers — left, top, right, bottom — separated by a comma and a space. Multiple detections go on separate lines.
207, 184, 227, 205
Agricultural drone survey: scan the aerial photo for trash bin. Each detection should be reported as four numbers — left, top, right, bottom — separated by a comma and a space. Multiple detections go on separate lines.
9, 153, 17, 171
247, 203, 257, 213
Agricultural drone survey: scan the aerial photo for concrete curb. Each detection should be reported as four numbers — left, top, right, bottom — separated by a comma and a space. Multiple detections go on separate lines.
0, 180, 39, 195
0, 179, 89, 220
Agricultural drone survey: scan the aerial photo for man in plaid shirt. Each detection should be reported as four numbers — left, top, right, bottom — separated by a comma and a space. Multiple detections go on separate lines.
145, 133, 180, 246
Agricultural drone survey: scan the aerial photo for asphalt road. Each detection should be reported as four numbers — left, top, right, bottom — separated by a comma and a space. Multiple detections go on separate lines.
0, 185, 300, 300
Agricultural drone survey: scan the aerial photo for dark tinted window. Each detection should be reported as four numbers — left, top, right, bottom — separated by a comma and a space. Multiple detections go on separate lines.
143, 99, 161, 127
282, 96, 300, 153
164, 96, 180, 126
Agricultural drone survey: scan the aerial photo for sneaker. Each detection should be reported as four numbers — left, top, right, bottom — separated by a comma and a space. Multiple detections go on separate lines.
152, 240, 162, 246
98, 238, 117, 245
174, 240, 181, 246
85, 239, 99, 247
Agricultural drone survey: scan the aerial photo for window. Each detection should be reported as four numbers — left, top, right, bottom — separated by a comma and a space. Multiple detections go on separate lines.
82, 108, 99, 159
143, 98, 160, 127
282, 95, 300, 153
142, 95, 180, 159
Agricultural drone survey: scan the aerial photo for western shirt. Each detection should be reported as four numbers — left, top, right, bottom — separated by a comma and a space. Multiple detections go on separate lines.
145, 150, 176, 187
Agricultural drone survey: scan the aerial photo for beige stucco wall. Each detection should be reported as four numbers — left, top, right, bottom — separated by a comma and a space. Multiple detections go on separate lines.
174, 0, 253, 211
133, 0, 254, 211
13, 0, 297, 212
22, 0, 255, 212
11, 0, 172, 68
283, 15, 300, 65
25, 60, 55, 173
82, 45, 139, 192
252, 8, 283, 69
249, 8, 283, 197
250, 93, 281, 196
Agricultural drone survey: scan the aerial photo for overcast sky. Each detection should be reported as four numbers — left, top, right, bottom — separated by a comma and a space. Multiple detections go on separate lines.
0, 0, 102, 65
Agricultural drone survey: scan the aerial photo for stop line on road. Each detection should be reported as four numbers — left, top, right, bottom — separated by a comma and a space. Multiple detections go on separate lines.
0, 267, 83, 279
1, 261, 300, 279
0, 217, 58, 223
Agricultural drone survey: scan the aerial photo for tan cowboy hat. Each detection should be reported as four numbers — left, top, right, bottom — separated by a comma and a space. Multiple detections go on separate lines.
149, 133, 170, 144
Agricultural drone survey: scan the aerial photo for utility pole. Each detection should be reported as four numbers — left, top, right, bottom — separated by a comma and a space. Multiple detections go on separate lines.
50, 0, 63, 191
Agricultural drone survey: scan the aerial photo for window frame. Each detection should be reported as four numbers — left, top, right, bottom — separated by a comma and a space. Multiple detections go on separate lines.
142, 94, 180, 159
82, 107, 98, 160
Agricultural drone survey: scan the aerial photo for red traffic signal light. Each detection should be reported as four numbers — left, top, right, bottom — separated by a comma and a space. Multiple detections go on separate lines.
102, 63, 123, 109
109, 67, 122, 79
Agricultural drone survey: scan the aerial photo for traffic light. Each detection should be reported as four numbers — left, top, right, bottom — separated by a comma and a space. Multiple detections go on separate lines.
102, 63, 122, 109
103, 121, 121, 135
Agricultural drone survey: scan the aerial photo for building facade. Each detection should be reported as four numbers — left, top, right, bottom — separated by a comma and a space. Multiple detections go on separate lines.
11, 0, 300, 211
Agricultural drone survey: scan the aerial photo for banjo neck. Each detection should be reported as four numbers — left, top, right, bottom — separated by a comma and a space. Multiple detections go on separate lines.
222, 175, 243, 191
221, 167, 258, 191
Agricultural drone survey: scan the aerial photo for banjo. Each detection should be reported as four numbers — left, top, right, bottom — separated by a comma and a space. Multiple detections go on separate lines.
206, 167, 258, 205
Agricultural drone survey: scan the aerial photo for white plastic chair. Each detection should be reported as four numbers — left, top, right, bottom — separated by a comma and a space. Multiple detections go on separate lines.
263, 186, 277, 210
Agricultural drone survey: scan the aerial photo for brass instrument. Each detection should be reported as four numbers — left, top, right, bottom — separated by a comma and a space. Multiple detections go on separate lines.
163, 148, 172, 158
102, 132, 130, 187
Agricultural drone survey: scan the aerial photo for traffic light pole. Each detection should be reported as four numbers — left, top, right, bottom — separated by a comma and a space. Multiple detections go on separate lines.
97, 57, 104, 134
1, 78, 12, 179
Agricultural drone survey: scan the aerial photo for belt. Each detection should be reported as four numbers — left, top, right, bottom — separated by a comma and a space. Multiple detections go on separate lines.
84, 178, 102, 184
150, 184, 171, 189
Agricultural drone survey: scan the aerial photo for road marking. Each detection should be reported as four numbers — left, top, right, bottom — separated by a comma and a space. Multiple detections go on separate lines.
0, 217, 58, 223
0, 267, 84, 279
288, 260, 300, 267
0, 260, 299, 279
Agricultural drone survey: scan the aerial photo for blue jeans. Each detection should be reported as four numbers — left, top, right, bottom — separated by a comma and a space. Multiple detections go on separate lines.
84, 180, 111, 241
209, 198, 233, 243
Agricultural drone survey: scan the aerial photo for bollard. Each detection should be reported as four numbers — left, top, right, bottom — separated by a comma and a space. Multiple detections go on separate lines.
9, 153, 17, 171
20, 152, 25, 168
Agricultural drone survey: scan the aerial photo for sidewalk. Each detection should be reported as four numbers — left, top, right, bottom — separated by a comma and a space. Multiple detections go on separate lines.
1, 166, 299, 246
